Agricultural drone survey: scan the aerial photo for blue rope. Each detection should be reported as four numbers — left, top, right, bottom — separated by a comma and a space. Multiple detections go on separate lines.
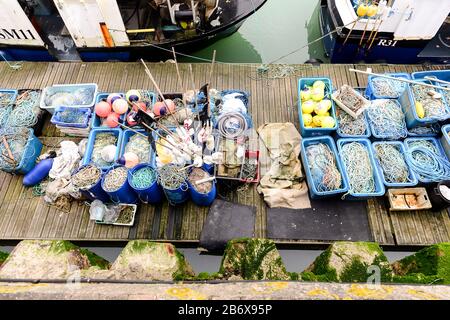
404, 147, 450, 182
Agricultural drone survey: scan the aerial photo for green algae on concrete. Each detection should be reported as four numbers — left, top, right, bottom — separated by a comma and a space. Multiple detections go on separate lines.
219, 238, 290, 280
392, 242, 450, 285
303, 242, 393, 283
108, 240, 195, 281
0, 251, 8, 266
0, 240, 110, 279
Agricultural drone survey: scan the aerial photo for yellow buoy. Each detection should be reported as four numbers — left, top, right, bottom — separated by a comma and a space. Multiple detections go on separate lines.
313, 115, 324, 127
366, 5, 378, 17
321, 116, 336, 128
303, 113, 313, 126
311, 88, 325, 102
357, 4, 368, 17
314, 102, 329, 116
415, 101, 425, 119
302, 100, 316, 114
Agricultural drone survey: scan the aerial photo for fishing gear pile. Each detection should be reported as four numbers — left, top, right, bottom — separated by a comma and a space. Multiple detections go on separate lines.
71, 165, 102, 190
44, 87, 95, 107
0, 127, 32, 171
411, 84, 448, 120
405, 140, 450, 182
55, 108, 88, 124
7, 90, 41, 128
306, 143, 342, 192
371, 77, 407, 98
124, 134, 151, 163
129, 166, 157, 189
103, 166, 128, 192
91, 132, 118, 167
336, 107, 367, 136
366, 99, 407, 139
0, 93, 14, 127
373, 143, 410, 183
188, 167, 213, 194
157, 164, 188, 191
340, 142, 375, 194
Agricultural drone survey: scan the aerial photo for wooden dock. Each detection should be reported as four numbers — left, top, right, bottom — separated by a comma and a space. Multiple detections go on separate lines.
0, 61, 449, 246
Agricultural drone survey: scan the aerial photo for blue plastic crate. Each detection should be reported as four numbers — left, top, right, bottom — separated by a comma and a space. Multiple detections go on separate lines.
336, 138, 385, 200
335, 87, 371, 138
407, 123, 441, 137
51, 106, 92, 128
0, 89, 18, 105
365, 99, 408, 140
400, 79, 449, 128
298, 77, 337, 137
0, 128, 42, 174
365, 73, 411, 99
119, 129, 156, 168
300, 136, 348, 199
40, 83, 98, 114
440, 124, 450, 160
404, 137, 448, 184
371, 141, 418, 188
82, 128, 123, 170
92, 93, 126, 128
412, 70, 450, 82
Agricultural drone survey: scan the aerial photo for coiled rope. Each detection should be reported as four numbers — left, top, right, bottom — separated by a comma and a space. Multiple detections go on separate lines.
373, 143, 411, 183
340, 142, 375, 194
306, 143, 342, 192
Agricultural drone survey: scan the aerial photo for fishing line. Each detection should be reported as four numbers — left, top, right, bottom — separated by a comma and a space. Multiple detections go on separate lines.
373, 143, 411, 183
340, 142, 375, 194
306, 143, 342, 192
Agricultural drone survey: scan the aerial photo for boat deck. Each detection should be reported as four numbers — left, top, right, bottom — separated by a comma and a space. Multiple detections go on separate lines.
0, 61, 449, 246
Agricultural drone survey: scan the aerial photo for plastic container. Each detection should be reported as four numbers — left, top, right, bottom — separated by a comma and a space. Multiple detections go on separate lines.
119, 129, 156, 167
335, 108, 371, 138
0, 89, 18, 107
96, 204, 137, 226
101, 165, 139, 204
404, 137, 448, 184
332, 85, 370, 119
412, 70, 450, 82
92, 93, 126, 128
366, 73, 411, 99
366, 99, 408, 140
301, 136, 349, 199
51, 106, 92, 128
40, 83, 98, 114
399, 79, 448, 128
187, 169, 216, 206
73, 165, 110, 203
440, 124, 450, 160
82, 128, 123, 170
298, 77, 337, 137
128, 163, 163, 204
336, 138, 385, 200
426, 181, 450, 212
162, 182, 190, 206
10, 129, 43, 175
240, 150, 260, 183
371, 141, 418, 188
407, 123, 441, 137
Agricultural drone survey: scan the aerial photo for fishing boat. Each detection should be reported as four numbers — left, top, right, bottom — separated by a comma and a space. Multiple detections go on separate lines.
319, 0, 450, 64
0, 0, 266, 62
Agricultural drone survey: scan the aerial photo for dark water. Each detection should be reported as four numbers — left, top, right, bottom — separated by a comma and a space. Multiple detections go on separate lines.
180, 0, 328, 64
0, 244, 410, 273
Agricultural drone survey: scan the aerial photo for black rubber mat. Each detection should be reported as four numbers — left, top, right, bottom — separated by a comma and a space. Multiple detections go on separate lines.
198, 199, 256, 252
267, 198, 373, 241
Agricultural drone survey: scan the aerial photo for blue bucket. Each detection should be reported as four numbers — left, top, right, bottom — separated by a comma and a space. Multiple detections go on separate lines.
128, 163, 163, 204
73, 165, 110, 203
187, 169, 216, 206
162, 182, 189, 205
101, 165, 138, 204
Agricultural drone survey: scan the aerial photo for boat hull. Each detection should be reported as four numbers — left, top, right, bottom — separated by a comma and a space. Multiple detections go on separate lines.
319, 0, 449, 64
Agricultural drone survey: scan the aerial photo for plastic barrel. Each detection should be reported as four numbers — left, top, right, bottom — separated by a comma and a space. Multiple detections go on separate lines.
187, 170, 217, 206
128, 164, 163, 204
101, 165, 138, 204
74, 165, 110, 203
426, 181, 450, 212
162, 183, 189, 205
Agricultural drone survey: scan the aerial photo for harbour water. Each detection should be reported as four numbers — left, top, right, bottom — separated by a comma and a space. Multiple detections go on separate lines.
181, 0, 329, 64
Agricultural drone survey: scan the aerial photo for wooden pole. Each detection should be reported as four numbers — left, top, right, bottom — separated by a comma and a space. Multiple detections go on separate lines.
209, 50, 216, 88
172, 47, 185, 93
349, 68, 450, 91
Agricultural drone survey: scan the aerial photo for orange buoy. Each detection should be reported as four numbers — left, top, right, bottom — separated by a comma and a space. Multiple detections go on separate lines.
132, 101, 147, 112
95, 101, 112, 118
105, 112, 120, 128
